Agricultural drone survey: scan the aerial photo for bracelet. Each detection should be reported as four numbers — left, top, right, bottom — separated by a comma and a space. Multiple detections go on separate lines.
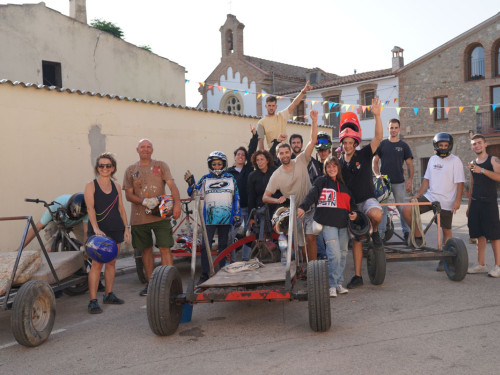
126, 225, 131, 229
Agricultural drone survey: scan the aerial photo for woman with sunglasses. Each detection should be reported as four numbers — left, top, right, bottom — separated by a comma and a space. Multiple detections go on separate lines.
297, 155, 357, 298
84, 152, 130, 314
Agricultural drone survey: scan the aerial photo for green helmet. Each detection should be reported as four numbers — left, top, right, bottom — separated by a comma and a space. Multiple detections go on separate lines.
315, 132, 332, 151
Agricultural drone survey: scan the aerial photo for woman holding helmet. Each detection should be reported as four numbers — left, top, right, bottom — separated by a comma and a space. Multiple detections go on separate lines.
84, 152, 130, 314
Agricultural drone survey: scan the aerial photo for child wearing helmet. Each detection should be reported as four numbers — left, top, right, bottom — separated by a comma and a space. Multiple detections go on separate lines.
297, 155, 357, 297
185, 151, 241, 284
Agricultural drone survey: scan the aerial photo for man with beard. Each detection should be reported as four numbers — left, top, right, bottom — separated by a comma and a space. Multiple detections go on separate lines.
466, 134, 500, 278
262, 111, 318, 260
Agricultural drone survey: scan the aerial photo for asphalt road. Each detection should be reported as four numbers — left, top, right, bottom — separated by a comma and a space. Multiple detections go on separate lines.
1, 204, 500, 374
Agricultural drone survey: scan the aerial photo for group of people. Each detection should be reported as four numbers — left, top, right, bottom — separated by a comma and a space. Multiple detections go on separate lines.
23, 80, 500, 312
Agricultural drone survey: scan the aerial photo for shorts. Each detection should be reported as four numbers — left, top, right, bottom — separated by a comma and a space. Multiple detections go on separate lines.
296, 209, 315, 247
417, 196, 453, 230
356, 198, 382, 216
131, 220, 174, 249
468, 200, 500, 240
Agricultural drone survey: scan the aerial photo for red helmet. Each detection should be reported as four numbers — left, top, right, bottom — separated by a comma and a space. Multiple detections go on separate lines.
339, 112, 362, 146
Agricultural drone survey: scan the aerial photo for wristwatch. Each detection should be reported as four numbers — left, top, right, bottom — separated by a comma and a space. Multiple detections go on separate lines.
480, 168, 485, 174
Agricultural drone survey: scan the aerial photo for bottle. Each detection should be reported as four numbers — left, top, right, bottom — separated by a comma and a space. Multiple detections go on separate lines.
279, 234, 288, 265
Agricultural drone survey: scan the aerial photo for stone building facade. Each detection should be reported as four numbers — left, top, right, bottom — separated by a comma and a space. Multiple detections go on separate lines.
397, 13, 500, 191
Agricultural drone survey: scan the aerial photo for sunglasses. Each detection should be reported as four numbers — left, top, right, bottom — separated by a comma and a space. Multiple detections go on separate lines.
98, 164, 113, 169
211, 162, 223, 167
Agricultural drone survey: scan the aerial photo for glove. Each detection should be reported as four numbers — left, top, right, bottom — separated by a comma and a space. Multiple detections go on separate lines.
184, 170, 196, 188
233, 216, 241, 227
142, 197, 159, 210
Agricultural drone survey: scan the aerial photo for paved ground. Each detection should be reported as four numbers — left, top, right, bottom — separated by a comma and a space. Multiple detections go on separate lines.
1, 203, 499, 374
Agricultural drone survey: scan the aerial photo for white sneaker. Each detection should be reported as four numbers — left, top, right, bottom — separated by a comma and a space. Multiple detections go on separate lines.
467, 264, 489, 274
329, 287, 337, 298
488, 265, 500, 278
336, 285, 349, 294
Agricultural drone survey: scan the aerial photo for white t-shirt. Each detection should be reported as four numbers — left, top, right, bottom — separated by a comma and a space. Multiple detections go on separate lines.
423, 154, 465, 210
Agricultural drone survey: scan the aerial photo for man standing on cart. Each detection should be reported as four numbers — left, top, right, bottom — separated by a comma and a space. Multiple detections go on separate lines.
262, 110, 319, 261
466, 134, 500, 278
123, 139, 181, 296
338, 98, 384, 289
401, 132, 464, 271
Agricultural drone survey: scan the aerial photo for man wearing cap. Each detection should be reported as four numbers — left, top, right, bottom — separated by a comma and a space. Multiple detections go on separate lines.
338, 98, 383, 289
257, 81, 313, 151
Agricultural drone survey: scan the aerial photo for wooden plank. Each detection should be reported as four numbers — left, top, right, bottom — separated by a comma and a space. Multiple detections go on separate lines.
200, 261, 296, 288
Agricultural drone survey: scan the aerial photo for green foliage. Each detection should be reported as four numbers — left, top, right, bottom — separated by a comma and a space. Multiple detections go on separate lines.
90, 18, 124, 39
139, 45, 152, 52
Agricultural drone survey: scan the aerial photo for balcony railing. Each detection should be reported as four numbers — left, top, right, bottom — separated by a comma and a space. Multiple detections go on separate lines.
475, 111, 500, 133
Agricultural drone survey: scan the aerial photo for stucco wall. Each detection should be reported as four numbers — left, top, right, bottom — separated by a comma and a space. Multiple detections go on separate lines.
0, 3, 186, 105
0, 82, 313, 251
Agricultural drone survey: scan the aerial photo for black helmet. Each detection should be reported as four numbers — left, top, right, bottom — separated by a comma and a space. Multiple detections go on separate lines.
433, 132, 453, 158
67, 193, 87, 219
348, 210, 371, 242
315, 132, 332, 151
207, 151, 227, 176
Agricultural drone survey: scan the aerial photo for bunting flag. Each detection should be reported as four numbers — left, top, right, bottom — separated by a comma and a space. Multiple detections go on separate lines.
475, 105, 479, 112
323, 100, 328, 105
361, 106, 367, 113
336, 112, 340, 117
445, 107, 450, 115
394, 98, 398, 103
222, 87, 227, 93
328, 102, 334, 110
459, 106, 464, 113
257, 93, 262, 99
217, 85, 222, 92
244, 90, 249, 95
413, 108, 419, 116
207, 84, 213, 89
233, 90, 238, 94
429, 108, 435, 114
325, 113, 330, 119
185, 79, 190, 83
199, 82, 205, 87
396, 107, 401, 115
493, 104, 498, 111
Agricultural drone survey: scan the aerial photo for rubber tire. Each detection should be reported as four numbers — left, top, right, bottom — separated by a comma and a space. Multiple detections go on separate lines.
367, 246, 386, 285
11, 280, 56, 347
384, 217, 394, 242
307, 260, 331, 332
147, 266, 183, 336
444, 238, 468, 281
135, 248, 148, 284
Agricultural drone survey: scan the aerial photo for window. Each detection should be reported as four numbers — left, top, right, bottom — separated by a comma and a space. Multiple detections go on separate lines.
496, 43, 500, 77
493, 86, 500, 130
309, 72, 317, 84
223, 95, 242, 114
434, 96, 448, 121
361, 90, 375, 119
42, 60, 62, 87
324, 95, 340, 130
469, 45, 485, 80
293, 101, 305, 122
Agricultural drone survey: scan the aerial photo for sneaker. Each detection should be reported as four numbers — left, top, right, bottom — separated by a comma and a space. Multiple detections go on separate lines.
436, 260, 445, 272
88, 299, 103, 314
139, 283, 149, 296
403, 232, 409, 244
488, 265, 500, 278
371, 231, 383, 248
336, 285, 349, 295
196, 273, 209, 286
103, 292, 124, 304
347, 275, 363, 289
329, 287, 337, 298
468, 264, 489, 274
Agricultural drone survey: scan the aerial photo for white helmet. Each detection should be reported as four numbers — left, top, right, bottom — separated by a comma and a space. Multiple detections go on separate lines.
207, 151, 227, 176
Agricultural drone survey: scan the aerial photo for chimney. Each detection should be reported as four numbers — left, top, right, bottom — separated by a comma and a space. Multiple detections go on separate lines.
392, 46, 404, 72
69, 0, 87, 24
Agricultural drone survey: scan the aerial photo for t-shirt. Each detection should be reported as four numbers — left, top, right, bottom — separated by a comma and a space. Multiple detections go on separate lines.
423, 154, 465, 210
340, 145, 375, 204
123, 160, 173, 226
256, 109, 291, 148
375, 139, 413, 184
265, 152, 312, 206
40, 194, 89, 227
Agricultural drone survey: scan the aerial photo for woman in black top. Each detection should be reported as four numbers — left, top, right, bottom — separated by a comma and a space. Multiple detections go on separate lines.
84, 152, 130, 314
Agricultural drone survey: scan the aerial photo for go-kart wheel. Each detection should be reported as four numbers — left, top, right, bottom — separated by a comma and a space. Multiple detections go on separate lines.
444, 238, 468, 281
367, 246, 386, 285
307, 260, 331, 332
384, 217, 394, 242
11, 280, 56, 347
147, 266, 183, 336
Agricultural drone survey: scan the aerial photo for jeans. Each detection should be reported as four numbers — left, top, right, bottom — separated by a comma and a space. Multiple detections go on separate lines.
379, 182, 409, 237
240, 207, 252, 261
323, 226, 349, 288
200, 225, 229, 275
316, 230, 327, 259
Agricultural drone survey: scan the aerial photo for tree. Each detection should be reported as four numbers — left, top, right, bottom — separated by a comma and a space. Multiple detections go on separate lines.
139, 45, 152, 52
90, 18, 124, 39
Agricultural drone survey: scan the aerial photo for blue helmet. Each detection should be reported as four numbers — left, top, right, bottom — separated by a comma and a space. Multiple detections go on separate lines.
374, 175, 391, 203
85, 235, 118, 263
